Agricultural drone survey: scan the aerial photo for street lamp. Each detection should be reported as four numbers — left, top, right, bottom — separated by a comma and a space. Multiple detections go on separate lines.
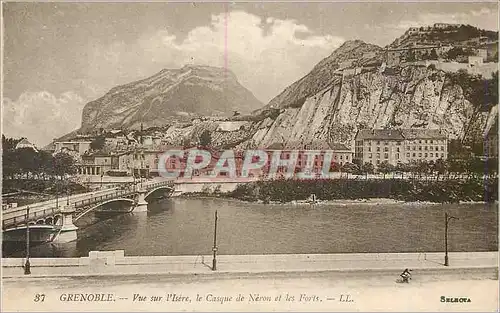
24, 206, 31, 275
66, 177, 70, 206
212, 210, 218, 271
444, 212, 459, 266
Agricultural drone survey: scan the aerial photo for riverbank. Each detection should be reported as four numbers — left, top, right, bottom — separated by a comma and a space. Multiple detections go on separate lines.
176, 192, 497, 207
215, 178, 498, 204
2, 251, 497, 278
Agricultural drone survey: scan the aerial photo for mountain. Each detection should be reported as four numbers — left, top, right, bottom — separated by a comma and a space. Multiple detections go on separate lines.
79, 65, 263, 131
233, 33, 498, 149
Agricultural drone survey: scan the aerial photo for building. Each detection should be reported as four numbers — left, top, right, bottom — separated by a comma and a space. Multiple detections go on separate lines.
261, 141, 354, 179
355, 129, 448, 167
54, 141, 91, 156
78, 152, 114, 175
473, 48, 488, 61
15, 138, 38, 151
468, 56, 484, 66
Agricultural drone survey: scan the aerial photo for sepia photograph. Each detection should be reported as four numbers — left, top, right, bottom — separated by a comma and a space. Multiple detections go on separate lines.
1, 1, 499, 311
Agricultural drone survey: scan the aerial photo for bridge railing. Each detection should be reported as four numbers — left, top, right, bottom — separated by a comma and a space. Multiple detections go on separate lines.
2, 180, 174, 229
2, 207, 61, 229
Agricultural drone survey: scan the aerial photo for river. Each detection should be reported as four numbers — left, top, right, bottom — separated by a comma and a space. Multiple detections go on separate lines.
3, 198, 498, 257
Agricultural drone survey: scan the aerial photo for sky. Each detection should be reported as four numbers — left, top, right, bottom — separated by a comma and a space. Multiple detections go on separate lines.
2, 1, 499, 146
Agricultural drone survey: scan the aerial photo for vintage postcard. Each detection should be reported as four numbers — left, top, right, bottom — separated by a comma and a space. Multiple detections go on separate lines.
1, 1, 499, 312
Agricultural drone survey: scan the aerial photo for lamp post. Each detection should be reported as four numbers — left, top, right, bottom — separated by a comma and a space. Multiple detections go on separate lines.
24, 206, 31, 275
66, 177, 70, 206
444, 212, 459, 266
55, 180, 59, 210
212, 210, 218, 271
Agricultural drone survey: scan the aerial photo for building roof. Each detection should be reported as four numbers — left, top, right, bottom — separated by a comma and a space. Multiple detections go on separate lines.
356, 129, 446, 140
400, 129, 446, 139
355, 129, 405, 140
15, 138, 37, 150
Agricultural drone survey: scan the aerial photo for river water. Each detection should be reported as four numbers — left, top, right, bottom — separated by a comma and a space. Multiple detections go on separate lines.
3, 198, 498, 257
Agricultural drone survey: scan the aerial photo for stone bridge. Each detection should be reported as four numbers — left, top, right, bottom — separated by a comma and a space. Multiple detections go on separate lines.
2, 180, 174, 243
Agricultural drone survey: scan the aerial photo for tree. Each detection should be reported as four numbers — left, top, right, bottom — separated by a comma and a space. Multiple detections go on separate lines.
341, 162, 358, 179
199, 130, 212, 147
52, 152, 77, 179
429, 48, 438, 60
360, 162, 374, 179
378, 161, 393, 179
17, 147, 40, 179
2, 135, 21, 151
434, 158, 447, 181
90, 136, 106, 151
395, 162, 406, 179
406, 49, 416, 62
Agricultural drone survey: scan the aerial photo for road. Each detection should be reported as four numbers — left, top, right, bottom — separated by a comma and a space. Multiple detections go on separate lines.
2, 270, 498, 312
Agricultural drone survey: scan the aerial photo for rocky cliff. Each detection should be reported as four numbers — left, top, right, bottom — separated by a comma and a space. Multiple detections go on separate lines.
79, 65, 263, 131
235, 40, 497, 149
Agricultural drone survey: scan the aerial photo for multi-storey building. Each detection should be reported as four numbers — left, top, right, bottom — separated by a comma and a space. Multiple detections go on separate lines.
355, 129, 448, 167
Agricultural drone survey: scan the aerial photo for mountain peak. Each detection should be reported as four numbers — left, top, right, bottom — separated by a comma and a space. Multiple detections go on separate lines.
80, 65, 262, 131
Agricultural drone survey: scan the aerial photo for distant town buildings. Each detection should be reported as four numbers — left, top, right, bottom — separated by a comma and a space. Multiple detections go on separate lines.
354, 129, 448, 167
54, 141, 91, 155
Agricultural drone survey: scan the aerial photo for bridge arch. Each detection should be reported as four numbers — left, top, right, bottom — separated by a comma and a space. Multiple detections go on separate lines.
74, 198, 136, 222
45, 217, 54, 225
145, 186, 174, 199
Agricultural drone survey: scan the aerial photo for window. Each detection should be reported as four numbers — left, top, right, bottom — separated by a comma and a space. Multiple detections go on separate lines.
365, 141, 370, 145
396, 141, 401, 145
425, 146, 428, 150
340, 155, 343, 160
377, 147, 380, 152
384, 147, 388, 152
346, 156, 349, 160
396, 153, 400, 159
418, 146, 422, 151
406, 146, 410, 150
368, 147, 371, 152
424, 153, 428, 157
441, 153, 444, 157
413, 153, 416, 157
377, 141, 380, 145
430, 140, 434, 144
384, 153, 389, 159
369, 153, 372, 159
406, 153, 410, 157
376, 160, 380, 165
441, 146, 444, 151
419, 140, 422, 144
418, 153, 422, 157
334, 155, 337, 159
377, 153, 380, 158
397, 147, 400, 152
425, 140, 428, 144
412, 146, 416, 151
430, 153, 433, 157
384, 141, 388, 145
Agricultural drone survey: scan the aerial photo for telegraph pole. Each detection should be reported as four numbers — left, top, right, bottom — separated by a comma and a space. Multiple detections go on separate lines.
212, 210, 218, 271
444, 212, 458, 266
24, 207, 31, 275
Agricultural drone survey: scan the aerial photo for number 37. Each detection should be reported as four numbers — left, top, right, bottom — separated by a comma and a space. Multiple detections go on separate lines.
34, 294, 45, 302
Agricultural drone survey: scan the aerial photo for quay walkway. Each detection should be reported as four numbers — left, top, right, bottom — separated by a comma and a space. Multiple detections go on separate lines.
2, 251, 497, 278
